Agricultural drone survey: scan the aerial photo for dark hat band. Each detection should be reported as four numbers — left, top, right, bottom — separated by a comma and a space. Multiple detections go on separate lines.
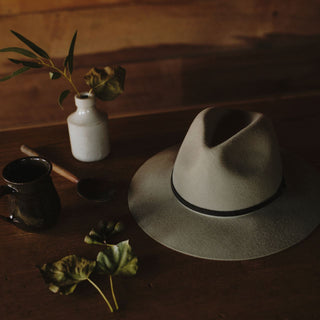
171, 173, 285, 217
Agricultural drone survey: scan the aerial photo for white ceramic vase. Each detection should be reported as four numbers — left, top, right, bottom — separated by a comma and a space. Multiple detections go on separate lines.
67, 92, 110, 162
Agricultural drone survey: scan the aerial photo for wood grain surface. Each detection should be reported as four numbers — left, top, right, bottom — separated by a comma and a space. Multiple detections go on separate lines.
1, 38, 320, 131
0, 95, 320, 320
1, 0, 320, 130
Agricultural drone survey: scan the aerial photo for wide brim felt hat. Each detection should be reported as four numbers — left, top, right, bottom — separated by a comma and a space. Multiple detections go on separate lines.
128, 107, 320, 260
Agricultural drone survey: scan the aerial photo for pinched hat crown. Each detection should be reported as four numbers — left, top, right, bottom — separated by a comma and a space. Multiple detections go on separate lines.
172, 107, 283, 213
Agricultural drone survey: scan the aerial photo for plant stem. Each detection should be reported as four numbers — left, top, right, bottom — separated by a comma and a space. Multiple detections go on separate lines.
109, 275, 119, 310
87, 278, 114, 312
38, 58, 80, 96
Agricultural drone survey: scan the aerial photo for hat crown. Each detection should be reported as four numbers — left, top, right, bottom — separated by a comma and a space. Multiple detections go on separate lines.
172, 107, 283, 212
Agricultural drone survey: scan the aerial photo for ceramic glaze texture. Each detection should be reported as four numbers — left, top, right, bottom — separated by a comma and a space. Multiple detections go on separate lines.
67, 93, 110, 162
1, 157, 61, 231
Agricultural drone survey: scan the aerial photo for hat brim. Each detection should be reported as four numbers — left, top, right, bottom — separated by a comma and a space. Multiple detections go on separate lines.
128, 145, 320, 260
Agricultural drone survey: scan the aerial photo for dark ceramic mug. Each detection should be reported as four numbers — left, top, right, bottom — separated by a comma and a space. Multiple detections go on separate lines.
0, 157, 61, 231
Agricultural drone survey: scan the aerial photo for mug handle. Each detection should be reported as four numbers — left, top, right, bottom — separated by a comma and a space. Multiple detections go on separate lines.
0, 185, 16, 223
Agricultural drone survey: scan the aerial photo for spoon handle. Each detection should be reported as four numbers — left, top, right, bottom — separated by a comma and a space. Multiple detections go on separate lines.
20, 144, 79, 184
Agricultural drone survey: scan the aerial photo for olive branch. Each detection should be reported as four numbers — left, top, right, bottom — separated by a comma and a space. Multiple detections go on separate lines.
0, 30, 126, 108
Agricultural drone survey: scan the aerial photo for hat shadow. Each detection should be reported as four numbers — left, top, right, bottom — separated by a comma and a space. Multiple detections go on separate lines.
204, 108, 254, 148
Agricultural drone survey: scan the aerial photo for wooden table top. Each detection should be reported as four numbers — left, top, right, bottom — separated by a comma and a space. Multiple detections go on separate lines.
1, 95, 320, 320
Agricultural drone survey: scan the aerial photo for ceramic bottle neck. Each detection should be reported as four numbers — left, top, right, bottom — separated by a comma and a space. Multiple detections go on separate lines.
74, 92, 96, 114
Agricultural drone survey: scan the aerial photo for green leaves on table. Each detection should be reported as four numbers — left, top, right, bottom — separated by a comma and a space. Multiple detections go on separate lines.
97, 240, 138, 277
38, 221, 138, 313
84, 220, 124, 246
94, 239, 138, 311
39, 255, 96, 295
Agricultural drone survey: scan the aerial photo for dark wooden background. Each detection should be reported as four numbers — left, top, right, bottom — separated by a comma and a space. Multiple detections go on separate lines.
1, 0, 320, 130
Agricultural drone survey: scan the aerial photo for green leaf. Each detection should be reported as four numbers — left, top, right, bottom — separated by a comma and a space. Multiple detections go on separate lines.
39, 255, 96, 295
0, 47, 37, 58
49, 71, 61, 80
58, 89, 70, 108
64, 30, 77, 74
84, 220, 124, 246
84, 66, 126, 101
96, 240, 138, 277
0, 66, 30, 82
10, 30, 50, 59
8, 58, 42, 68
8, 58, 21, 64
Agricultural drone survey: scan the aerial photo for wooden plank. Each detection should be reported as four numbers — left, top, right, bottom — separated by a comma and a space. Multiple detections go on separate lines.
1, 0, 320, 73
1, 1, 320, 130
0, 0, 130, 16
1, 38, 320, 131
0, 0, 193, 16
1, 0, 320, 17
